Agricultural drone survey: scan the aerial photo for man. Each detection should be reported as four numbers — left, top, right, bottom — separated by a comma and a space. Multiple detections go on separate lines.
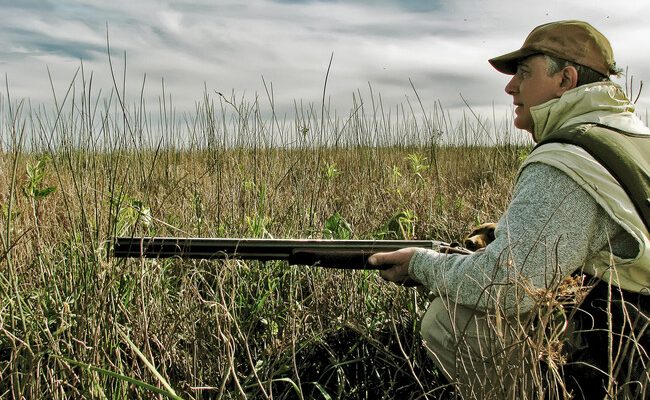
370, 20, 650, 399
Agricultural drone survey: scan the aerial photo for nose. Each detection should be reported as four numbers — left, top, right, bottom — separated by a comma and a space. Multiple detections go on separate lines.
505, 75, 519, 95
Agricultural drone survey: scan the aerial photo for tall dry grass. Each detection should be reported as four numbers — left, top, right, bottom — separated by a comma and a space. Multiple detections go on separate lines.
2, 69, 645, 399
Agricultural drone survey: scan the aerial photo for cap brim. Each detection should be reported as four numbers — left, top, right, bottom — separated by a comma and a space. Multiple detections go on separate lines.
488, 48, 539, 75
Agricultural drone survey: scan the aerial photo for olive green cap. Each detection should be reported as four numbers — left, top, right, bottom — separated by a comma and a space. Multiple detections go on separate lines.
489, 20, 617, 76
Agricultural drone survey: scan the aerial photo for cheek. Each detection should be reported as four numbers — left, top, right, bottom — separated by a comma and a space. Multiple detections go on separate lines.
526, 80, 559, 107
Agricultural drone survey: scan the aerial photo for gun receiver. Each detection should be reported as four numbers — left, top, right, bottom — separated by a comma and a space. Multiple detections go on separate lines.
112, 237, 451, 269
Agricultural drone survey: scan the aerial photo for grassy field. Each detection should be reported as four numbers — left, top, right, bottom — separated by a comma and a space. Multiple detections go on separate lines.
1, 79, 542, 399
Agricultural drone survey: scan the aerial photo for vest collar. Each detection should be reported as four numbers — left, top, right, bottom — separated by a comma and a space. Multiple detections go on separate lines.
530, 82, 649, 142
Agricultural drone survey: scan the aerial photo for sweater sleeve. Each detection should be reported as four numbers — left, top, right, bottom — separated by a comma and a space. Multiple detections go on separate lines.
409, 162, 632, 314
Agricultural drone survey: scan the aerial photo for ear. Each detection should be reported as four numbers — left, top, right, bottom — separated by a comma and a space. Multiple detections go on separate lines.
556, 66, 578, 95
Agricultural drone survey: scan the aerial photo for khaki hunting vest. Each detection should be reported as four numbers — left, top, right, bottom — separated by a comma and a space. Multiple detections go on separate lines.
525, 123, 650, 294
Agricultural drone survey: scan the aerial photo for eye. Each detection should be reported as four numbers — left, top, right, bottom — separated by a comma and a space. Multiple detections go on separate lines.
515, 67, 529, 78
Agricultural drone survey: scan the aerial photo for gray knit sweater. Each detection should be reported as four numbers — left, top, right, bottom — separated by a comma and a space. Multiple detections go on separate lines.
409, 162, 637, 314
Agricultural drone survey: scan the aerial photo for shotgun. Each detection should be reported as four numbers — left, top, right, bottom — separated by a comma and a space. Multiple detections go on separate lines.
112, 237, 465, 269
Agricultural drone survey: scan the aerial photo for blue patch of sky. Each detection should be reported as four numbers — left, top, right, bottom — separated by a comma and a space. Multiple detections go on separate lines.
4, 28, 104, 60
0, 0, 55, 11
1, 1, 122, 25
31, 40, 103, 60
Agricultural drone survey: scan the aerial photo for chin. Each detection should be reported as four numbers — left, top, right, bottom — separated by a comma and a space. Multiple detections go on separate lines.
513, 119, 532, 133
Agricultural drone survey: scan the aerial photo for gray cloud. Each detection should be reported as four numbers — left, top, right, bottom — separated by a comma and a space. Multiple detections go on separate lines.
0, 0, 648, 124
270, 0, 442, 13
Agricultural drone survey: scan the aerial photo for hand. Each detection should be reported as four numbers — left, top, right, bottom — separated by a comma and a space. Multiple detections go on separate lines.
369, 247, 421, 286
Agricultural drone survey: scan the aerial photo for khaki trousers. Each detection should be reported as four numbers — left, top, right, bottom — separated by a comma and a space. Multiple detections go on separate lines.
420, 297, 538, 399
421, 282, 650, 399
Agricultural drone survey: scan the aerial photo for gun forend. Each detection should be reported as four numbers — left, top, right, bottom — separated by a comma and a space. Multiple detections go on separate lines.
112, 237, 450, 269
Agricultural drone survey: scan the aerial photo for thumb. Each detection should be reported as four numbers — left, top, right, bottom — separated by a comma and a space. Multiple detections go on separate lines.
368, 251, 391, 267
368, 254, 379, 266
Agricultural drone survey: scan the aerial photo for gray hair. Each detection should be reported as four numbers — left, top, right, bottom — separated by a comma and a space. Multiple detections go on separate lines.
544, 54, 613, 86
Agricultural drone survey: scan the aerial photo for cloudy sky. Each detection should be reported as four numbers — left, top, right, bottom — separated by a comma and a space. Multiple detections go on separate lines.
2, 0, 650, 132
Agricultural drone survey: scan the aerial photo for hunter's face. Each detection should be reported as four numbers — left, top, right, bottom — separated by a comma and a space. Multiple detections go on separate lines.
504, 55, 564, 134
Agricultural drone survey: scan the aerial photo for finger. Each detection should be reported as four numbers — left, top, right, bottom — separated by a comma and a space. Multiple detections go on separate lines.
379, 268, 401, 283
379, 266, 419, 286
379, 268, 391, 280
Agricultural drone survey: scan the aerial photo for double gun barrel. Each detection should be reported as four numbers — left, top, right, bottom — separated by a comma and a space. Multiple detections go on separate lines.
112, 237, 450, 269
